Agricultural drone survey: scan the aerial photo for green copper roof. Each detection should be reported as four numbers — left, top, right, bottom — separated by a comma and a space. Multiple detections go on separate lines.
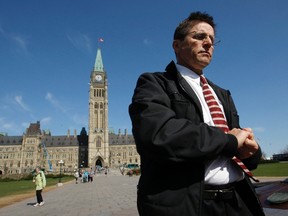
93, 48, 104, 72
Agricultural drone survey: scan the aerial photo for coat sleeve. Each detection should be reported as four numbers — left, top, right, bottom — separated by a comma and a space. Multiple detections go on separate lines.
215, 84, 262, 171
41, 171, 46, 188
129, 73, 238, 164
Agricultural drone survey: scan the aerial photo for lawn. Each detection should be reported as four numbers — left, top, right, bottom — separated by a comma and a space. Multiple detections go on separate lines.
0, 163, 287, 199
0, 176, 74, 198
253, 162, 288, 177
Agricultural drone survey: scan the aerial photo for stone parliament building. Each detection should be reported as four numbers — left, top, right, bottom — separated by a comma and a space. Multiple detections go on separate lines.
0, 49, 140, 175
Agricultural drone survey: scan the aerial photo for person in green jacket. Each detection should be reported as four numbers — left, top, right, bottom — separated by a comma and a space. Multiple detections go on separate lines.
33, 166, 46, 207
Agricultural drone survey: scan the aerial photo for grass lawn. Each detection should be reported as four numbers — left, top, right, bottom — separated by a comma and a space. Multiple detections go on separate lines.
1, 163, 287, 199
0, 176, 74, 198
253, 162, 288, 177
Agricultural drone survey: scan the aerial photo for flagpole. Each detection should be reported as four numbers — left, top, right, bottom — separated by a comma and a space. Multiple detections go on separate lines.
98, 38, 104, 49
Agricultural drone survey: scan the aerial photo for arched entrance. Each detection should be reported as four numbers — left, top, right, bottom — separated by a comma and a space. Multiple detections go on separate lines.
95, 157, 104, 173
95, 159, 102, 167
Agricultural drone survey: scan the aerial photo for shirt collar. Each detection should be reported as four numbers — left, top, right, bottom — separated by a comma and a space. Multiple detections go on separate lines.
175, 64, 202, 85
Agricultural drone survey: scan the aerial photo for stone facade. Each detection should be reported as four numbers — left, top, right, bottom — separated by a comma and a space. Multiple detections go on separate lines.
109, 129, 139, 167
0, 123, 138, 174
0, 122, 86, 174
0, 48, 139, 175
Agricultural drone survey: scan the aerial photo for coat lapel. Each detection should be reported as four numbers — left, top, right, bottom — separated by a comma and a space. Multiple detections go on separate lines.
165, 61, 203, 117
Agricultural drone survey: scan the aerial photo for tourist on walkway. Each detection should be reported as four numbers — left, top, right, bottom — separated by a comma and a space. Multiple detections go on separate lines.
33, 166, 46, 207
88, 170, 94, 182
74, 171, 79, 184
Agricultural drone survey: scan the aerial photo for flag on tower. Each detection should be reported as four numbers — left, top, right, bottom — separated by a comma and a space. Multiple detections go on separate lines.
98, 38, 104, 42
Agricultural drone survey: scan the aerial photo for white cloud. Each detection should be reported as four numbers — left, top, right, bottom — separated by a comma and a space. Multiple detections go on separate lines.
15, 95, 30, 111
0, 25, 29, 54
67, 32, 92, 53
41, 117, 51, 125
13, 36, 28, 51
143, 38, 152, 45
0, 118, 14, 132
2, 122, 13, 130
45, 92, 66, 113
21, 122, 29, 128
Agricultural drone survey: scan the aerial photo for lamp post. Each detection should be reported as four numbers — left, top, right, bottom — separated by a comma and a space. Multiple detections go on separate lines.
58, 160, 64, 186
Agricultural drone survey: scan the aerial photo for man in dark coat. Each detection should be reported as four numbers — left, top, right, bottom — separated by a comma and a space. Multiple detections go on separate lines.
129, 11, 265, 216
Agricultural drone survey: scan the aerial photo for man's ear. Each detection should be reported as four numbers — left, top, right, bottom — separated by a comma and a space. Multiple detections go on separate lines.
172, 40, 179, 52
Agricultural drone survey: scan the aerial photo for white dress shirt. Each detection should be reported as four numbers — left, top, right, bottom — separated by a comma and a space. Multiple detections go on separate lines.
176, 64, 244, 185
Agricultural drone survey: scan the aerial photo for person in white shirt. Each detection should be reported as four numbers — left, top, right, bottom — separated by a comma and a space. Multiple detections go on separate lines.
129, 11, 264, 216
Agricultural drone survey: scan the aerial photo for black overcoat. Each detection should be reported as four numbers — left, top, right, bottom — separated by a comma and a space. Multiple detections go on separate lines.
129, 61, 264, 216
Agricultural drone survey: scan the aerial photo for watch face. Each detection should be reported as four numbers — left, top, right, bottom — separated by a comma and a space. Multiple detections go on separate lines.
95, 75, 102, 81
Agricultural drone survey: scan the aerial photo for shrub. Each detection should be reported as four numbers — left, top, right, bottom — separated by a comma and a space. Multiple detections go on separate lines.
259, 160, 279, 164
126, 168, 141, 176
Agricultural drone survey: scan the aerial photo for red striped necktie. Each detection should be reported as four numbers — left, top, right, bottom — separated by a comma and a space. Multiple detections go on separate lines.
200, 75, 259, 182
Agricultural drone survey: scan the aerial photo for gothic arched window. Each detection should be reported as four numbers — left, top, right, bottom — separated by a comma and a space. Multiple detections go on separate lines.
96, 137, 101, 148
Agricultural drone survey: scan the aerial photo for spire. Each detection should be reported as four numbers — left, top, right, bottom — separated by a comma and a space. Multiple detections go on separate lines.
93, 48, 104, 72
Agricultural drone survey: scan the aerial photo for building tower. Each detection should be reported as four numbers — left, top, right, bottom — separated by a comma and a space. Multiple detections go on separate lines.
88, 48, 109, 168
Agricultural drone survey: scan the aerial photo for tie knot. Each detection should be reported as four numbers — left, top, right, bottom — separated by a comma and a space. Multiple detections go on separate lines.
200, 75, 208, 86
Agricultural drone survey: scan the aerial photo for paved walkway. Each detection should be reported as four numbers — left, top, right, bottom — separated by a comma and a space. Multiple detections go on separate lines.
0, 174, 287, 216
0, 173, 139, 216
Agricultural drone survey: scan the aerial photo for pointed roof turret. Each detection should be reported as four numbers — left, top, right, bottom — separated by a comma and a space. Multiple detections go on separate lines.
93, 48, 104, 72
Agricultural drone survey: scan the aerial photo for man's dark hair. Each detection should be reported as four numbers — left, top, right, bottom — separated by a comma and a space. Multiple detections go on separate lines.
174, 11, 216, 40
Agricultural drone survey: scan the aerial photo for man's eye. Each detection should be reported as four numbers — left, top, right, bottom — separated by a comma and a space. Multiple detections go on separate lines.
193, 33, 206, 40
192, 33, 215, 44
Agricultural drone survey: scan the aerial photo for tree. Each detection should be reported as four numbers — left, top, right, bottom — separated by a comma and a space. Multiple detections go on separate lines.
281, 145, 288, 154
261, 151, 267, 160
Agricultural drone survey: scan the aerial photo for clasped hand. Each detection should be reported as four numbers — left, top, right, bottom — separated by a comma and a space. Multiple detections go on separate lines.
228, 128, 259, 159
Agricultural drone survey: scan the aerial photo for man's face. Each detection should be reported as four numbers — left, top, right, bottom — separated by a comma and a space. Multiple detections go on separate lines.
173, 21, 215, 74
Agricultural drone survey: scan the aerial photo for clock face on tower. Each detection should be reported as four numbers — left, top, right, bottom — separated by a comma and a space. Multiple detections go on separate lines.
95, 75, 102, 82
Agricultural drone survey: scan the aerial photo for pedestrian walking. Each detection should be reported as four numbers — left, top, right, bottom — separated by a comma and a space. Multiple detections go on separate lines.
88, 171, 94, 182
74, 171, 79, 184
33, 166, 46, 207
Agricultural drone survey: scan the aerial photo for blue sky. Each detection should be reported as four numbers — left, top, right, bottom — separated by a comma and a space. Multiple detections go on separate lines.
0, 0, 287, 158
